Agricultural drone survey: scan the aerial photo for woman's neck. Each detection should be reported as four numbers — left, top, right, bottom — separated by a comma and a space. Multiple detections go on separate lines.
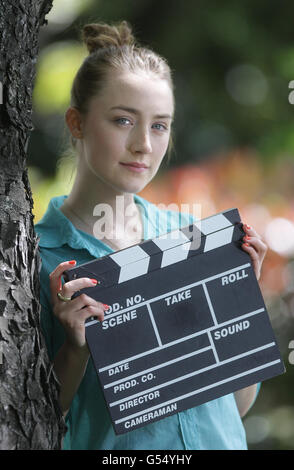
60, 177, 144, 249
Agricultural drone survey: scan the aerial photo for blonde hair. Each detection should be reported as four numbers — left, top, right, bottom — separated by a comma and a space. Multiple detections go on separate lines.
66, 20, 175, 164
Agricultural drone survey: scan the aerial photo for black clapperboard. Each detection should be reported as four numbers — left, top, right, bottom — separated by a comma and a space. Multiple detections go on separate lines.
63, 208, 285, 435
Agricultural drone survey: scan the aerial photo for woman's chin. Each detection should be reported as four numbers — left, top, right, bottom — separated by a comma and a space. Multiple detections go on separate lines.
118, 177, 151, 195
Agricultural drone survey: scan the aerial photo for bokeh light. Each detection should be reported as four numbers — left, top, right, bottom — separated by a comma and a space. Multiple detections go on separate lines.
265, 218, 294, 257
243, 415, 270, 445
45, 0, 94, 32
225, 64, 268, 106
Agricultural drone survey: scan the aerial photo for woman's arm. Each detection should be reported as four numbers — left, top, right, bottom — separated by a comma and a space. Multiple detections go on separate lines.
234, 384, 258, 418
53, 340, 90, 417
49, 260, 107, 416
241, 224, 267, 281
234, 224, 267, 418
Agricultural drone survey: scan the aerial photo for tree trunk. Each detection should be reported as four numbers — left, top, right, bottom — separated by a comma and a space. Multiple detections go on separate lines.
0, 0, 66, 449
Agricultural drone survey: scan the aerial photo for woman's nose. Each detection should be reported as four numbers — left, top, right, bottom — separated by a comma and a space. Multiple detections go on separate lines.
128, 128, 152, 155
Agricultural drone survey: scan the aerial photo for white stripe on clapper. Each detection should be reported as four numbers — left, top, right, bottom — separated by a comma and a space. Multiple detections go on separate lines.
146, 303, 162, 347
110, 245, 150, 283
204, 225, 235, 252
193, 213, 232, 235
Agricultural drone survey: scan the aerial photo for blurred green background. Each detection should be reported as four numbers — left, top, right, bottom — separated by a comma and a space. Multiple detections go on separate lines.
28, 0, 294, 449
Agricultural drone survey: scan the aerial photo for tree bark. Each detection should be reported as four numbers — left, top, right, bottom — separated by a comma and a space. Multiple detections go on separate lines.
0, 0, 66, 449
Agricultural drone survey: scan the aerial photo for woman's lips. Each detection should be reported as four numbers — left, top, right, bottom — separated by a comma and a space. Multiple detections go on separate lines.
120, 162, 148, 173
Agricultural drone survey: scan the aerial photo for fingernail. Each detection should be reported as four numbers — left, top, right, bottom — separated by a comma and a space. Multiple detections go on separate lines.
244, 242, 250, 247
244, 224, 251, 230
69, 260, 76, 265
244, 236, 251, 240
103, 304, 110, 309
90, 279, 98, 285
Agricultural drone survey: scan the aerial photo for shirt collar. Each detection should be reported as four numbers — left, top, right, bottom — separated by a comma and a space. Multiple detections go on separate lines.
34, 194, 158, 257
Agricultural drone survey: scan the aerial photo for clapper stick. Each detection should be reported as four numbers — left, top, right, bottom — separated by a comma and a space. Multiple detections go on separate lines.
63, 207, 285, 434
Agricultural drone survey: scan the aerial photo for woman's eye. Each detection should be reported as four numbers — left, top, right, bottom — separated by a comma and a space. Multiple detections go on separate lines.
115, 117, 132, 126
153, 123, 168, 131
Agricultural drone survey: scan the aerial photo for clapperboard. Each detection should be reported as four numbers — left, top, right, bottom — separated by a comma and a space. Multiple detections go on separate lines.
63, 208, 285, 434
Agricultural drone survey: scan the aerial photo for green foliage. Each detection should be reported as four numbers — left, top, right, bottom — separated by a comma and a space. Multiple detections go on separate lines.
33, 43, 87, 113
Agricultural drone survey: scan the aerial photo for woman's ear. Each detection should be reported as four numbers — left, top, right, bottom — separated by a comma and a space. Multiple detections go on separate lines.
65, 107, 84, 139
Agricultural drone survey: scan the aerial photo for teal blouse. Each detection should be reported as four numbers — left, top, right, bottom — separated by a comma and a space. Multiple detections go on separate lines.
35, 194, 251, 450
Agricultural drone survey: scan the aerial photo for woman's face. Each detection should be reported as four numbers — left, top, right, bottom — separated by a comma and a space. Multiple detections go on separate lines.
73, 70, 174, 194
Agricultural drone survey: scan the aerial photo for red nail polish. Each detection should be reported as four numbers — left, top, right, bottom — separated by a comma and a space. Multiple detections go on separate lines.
244, 236, 251, 240
244, 242, 250, 247
90, 279, 97, 285
103, 304, 110, 309
69, 260, 76, 265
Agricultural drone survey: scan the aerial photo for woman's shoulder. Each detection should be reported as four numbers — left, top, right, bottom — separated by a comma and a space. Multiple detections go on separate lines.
34, 195, 70, 248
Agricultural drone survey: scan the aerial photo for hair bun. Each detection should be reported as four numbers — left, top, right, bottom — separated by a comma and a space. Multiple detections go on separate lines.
82, 21, 136, 54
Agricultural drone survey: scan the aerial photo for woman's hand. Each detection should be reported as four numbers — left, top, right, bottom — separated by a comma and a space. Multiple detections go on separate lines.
49, 260, 108, 352
241, 224, 268, 280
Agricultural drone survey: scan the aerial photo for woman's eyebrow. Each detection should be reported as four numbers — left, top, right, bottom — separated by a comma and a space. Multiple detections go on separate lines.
109, 105, 173, 120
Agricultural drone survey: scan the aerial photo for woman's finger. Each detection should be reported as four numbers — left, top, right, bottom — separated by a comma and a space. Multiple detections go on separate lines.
242, 224, 262, 240
61, 277, 99, 300
70, 293, 109, 313
242, 235, 267, 257
59, 305, 104, 333
49, 260, 101, 307
54, 292, 108, 327
49, 260, 77, 297
78, 305, 105, 323
242, 242, 261, 278
63, 305, 105, 328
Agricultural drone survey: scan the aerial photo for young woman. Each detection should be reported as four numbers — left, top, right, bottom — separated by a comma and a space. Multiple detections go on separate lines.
35, 20, 267, 450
